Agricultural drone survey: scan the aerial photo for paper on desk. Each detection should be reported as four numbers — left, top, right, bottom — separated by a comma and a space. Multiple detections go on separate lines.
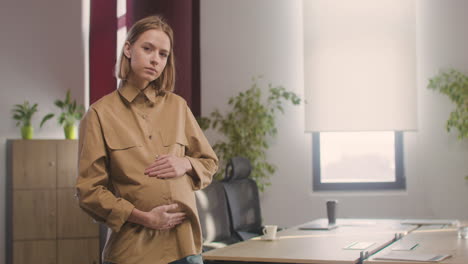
391, 241, 419, 251
375, 252, 451, 262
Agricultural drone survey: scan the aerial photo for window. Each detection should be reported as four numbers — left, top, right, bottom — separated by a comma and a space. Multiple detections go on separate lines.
313, 131, 405, 191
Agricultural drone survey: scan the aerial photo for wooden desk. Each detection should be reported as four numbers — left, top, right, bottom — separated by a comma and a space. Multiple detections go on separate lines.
203, 219, 417, 264
365, 226, 468, 264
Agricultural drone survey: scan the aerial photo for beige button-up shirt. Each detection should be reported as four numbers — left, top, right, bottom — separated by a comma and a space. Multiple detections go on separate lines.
76, 83, 218, 264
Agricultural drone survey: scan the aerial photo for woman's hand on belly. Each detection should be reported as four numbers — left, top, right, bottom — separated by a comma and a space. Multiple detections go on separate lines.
144, 154, 193, 179
128, 203, 186, 230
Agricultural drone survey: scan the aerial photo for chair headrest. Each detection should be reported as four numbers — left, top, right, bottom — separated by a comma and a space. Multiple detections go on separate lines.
224, 157, 252, 181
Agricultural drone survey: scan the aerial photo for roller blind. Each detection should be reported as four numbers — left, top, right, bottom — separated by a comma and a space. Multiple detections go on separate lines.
303, 0, 417, 132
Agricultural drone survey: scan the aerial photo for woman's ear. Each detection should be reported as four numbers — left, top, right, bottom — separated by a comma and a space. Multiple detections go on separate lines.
123, 41, 131, 59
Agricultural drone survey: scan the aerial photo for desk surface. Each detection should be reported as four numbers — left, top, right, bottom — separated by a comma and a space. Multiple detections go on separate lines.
203, 219, 417, 264
365, 227, 468, 264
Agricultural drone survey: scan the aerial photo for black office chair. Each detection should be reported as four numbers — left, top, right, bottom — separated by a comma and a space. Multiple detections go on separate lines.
195, 180, 240, 251
223, 157, 263, 241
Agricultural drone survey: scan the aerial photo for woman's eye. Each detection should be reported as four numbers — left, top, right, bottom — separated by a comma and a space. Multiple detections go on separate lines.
143, 47, 151, 51
160, 53, 168, 58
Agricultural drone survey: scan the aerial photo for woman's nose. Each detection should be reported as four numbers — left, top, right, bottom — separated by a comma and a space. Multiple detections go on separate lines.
150, 54, 159, 65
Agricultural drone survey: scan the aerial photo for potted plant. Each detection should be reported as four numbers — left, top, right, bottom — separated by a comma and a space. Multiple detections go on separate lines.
427, 68, 468, 179
427, 69, 467, 139
45, 90, 85, 139
12, 101, 52, 139
198, 77, 301, 191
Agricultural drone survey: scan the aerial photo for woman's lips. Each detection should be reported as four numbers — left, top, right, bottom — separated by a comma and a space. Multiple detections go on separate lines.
145, 67, 157, 74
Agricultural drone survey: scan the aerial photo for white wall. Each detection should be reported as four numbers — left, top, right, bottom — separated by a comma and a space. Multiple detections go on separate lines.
0, 0, 86, 261
200, 0, 468, 228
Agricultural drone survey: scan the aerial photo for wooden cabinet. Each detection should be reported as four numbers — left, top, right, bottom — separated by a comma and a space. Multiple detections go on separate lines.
7, 140, 100, 264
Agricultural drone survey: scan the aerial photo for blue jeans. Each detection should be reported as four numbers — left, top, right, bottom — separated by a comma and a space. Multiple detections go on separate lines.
103, 254, 204, 264
170, 254, 204, 264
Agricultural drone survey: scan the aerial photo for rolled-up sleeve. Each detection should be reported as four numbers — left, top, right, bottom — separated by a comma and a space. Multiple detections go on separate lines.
75, 107, 135, 233
184, 104, 219, 190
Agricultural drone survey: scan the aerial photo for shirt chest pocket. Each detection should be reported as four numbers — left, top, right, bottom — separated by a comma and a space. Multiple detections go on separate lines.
159, 130, 188, 157
103, 125, 142, 150
103, 128, 142, 168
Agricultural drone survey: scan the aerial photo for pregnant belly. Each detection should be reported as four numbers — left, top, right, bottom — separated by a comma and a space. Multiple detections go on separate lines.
115, 174, 196, 215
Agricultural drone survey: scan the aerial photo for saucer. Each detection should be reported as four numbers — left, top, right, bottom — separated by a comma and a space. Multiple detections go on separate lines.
261, 236, 279, 241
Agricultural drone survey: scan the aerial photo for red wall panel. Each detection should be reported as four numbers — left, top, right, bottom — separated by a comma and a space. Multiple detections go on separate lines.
89, 1, 117, 105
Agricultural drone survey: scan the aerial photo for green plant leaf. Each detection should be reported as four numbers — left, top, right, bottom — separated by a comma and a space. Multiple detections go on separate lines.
58, 113, 66, 125
13, 115, 23, 122
65, 90, 71, 105
71, 100, 77, 114
55, 100, 64, 109
40, 113, 54, 128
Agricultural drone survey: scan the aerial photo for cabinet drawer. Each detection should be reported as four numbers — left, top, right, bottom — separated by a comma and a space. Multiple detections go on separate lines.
57, 188, 99, 238
57, 140, 78, 188
57, 238, 99, 264
12, 140, 56, 189
13, 240, 56, 264
13, 190, 56, 240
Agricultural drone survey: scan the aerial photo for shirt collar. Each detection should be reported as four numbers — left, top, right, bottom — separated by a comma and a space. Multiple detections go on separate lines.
118, 81, 156, 103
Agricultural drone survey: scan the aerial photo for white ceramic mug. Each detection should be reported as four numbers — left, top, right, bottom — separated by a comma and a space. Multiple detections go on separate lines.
262, 225, 278, 240
458, 226, 468, 239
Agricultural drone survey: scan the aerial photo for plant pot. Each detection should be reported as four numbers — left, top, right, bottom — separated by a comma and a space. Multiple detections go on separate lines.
21, 125, 34, 139
64, 124, 77, 139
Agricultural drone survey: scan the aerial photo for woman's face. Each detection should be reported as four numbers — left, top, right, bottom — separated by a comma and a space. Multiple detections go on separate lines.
124, 29, 171, 88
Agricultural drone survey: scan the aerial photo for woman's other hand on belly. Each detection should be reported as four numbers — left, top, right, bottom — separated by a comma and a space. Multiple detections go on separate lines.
144, 154, 193, 179
128, 203, 186, 230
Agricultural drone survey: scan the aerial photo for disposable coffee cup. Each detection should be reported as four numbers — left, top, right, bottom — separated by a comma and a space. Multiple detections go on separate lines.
262, 225, 278, 240
326, 200, 338, 226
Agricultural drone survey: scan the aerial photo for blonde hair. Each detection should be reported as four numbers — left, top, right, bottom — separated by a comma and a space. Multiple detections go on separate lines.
116, 15, 175, 95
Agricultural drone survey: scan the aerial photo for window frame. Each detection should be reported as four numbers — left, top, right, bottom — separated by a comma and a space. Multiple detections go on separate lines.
312, 131, 406, 191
